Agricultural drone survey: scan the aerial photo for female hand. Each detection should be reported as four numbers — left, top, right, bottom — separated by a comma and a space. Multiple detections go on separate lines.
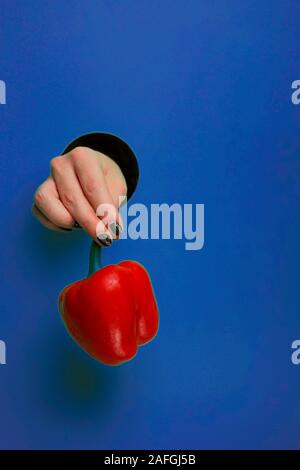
32, 146, 127, 246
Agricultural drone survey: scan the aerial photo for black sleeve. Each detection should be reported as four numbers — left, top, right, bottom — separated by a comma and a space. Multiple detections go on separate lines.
62, 132, 139, 200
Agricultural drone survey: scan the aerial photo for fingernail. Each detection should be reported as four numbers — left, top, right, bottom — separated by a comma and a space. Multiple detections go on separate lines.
73, 221, 81, 229
97, 233, 112, 246
109, 222, 122, 237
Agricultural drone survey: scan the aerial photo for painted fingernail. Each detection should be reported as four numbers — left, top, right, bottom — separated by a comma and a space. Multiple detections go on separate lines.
109, 222, 122, 237
73, 221, 81, 229
97, 233, 112, 246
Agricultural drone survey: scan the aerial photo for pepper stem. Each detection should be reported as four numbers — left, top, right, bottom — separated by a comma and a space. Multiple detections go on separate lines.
88, 241, 102, 276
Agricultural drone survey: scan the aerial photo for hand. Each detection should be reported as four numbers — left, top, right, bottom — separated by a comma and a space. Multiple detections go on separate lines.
32, 146, 127, 246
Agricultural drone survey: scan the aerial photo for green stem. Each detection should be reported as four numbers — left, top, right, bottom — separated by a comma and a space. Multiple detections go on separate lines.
88, 241, 103, 276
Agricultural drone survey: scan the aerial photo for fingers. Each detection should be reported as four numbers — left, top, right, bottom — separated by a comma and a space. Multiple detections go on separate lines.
50, 154, 112, 245
32, 204, 71, 232
71, 147, 122, 237
34, 177, 75, 229
34, 147, 127, 246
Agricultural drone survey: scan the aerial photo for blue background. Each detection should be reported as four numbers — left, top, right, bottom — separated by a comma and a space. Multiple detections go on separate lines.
0, 0, 300, 450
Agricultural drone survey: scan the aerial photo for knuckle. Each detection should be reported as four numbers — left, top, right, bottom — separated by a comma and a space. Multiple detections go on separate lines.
100, 159, 109, 176
34, 187, 46, 206
119, 182, 127, 196
84, 177, 98, 196
61, 191, 76, 208
50, 156, 64, 172
69, 146, 87, 162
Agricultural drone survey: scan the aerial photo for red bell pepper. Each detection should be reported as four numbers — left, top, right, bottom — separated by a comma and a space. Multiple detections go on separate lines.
58, 242, 159, 365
